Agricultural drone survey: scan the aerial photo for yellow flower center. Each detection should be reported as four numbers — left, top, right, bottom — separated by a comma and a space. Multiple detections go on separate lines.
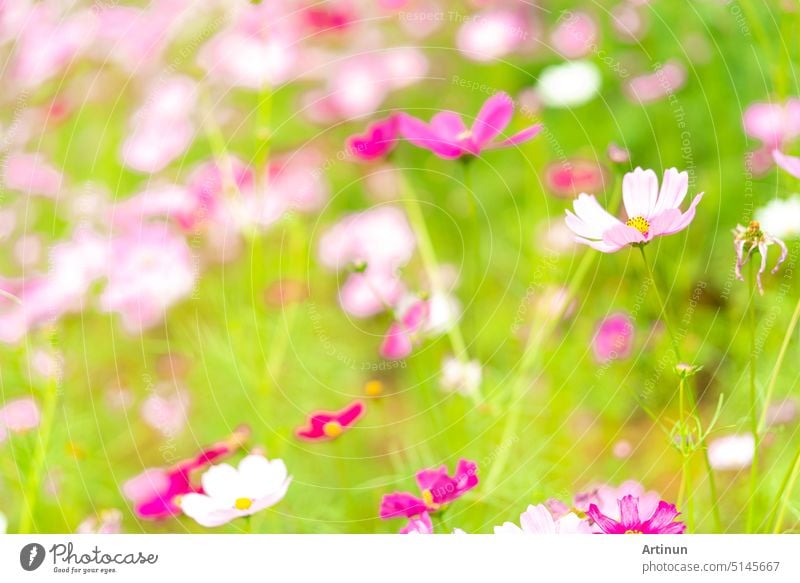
456, 129, 472, 141
364, 380, 384, 396
624, 529, 643, 534
625, 216, 650, 235
323, 421, 343, 438
235, 497, 253, 510
422, 489, 438, 509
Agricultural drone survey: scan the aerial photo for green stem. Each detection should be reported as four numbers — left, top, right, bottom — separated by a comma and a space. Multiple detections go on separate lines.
18, 375, 59, 534
746, 260, 761, 532
638, 245, 682, 362
399, 172, 469, 362
758, 294, 800, 434
772, 446, 800, 533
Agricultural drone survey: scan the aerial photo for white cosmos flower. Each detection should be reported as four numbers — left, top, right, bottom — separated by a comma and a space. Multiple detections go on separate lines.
755, 195, 800, 239
536, 60, 601, 108
494, 504, 591, 534
179, 454, 291, 527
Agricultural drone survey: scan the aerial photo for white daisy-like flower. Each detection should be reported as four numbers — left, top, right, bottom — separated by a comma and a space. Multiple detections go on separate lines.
179, 454, 291, 527
493, 504, 591, 534
536, 60, 601, 108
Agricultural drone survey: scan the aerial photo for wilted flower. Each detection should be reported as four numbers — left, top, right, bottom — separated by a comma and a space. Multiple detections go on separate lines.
733, 221, 788, 295
179, 454, 291, 528
587, 495, 686, 534
708, 434, 755, 471
399, 92, 542, 159
295, 401, 365, 441
379, 459, 478, 526
565, 167, 703, 253
494, 504, 590, 534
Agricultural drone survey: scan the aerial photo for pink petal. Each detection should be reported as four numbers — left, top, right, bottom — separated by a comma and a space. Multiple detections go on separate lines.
618, 495, 641, 530
398, 113, 464, 159
602, 223, 646, 248
622, 167, 658, 219
491, 124, 543, 148
380, 492, 428, 519
471, 92, 513, 148
655, 192, 704, 236
773, 150, 800, 178
652, 168, 689, 215
380, 323, 413, 360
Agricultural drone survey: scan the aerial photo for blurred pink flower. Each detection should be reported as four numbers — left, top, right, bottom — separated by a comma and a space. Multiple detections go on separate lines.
565, 167, 703, 252
380, 459, 478, 523
457, 9, 528, 62
179, 454, 291, 528
339, 270, 406, 318
122, 76, 197, 174
399, 92, 542, 159
625, 61, 687, 104
593, 312, 634, 363
440, 357, 482, 397
77, 509, 123, 534
100, 225, 195, 333
708, 434, 755, 471
773, 149, 800, 179
199, 2, 298, 89
3, 153, 64, 197
347, 116, 400, 161
0, 397, 40, 442
588, 495, 686, 534
110, 184, 197, 230
11, 3, 95, 88
123, 426, 249, 520
743, 99, 800, 151
380, 299, 429, 360
268, 150, 329, 213
550, 11, 597, 59
141, 386, 190, 438
494, 503, 590, 534
295, 400, 364, 442
544, 159, 608, 199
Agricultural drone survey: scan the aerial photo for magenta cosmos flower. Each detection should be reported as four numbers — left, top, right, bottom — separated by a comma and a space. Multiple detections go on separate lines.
380, 459, 478, 523
399, 92, 542, 159
347, 115, 399, 161
565, 167, 703, 252
587, 495, 686, 534
295, 400, 364, 441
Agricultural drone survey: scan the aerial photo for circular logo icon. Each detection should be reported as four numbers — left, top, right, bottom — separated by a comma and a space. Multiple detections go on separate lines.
19, 543, 46, 571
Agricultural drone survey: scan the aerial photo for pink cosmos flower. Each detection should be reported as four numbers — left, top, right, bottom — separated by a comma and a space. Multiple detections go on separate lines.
122, 426, 249, 520
565, 167, 703, 252
100, 225, 195, 333
347, 116, 400, 161
494, 504, 591, 534
77, 509, 123, 534
179, 454, 291, 528
141, 386, 190, 438
743, 99, 800, 151
380, 299, 429, 360
399, 92, 542, 159
0, 397, 41, 443
625, 61, 687, 104
3, 153, 64, 198
379, 459, 478, 522
400, 511, 433, 534
295, 400, 365, 441
593, 312, 634, 363
587, 495, 686, 534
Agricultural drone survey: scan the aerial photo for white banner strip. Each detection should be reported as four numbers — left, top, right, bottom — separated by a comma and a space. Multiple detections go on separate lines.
1, 535, 798, 582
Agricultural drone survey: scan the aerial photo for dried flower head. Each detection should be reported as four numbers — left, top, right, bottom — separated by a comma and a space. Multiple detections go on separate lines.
733, 220, 788, 295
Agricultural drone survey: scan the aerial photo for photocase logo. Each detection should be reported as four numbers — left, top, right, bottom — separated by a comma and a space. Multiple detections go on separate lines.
20, 543, 46, 571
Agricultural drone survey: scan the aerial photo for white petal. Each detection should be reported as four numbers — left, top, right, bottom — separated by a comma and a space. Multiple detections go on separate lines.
622, 167, 658, 219
250, 476, 292, 512
238, 455, 289, 499
519, 504, 557, 534
200, 463, 241, 506
493, 522, 523, 534
572, 193, 620, 235
180, 493, 234, 528
653, 168, 689, 215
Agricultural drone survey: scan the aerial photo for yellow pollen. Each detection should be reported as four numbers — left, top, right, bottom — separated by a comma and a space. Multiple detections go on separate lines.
173, 495, 184, 508
422, 489, 436, 508
323, 421, 343, 438
235, 497, 253, 510
624, 529, 643, 534
456, 129, 472, 141
625, 216, 650, 235
364, 380, 384, 396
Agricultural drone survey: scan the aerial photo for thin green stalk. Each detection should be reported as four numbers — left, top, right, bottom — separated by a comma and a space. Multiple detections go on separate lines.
399, 172, 469, 362
771, 446, 800, 533
638, 245, 682, 361
18, 375, 59, 534
758, 294, 800, 434
746, 260, 761, 532
484, 171, 623, 492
